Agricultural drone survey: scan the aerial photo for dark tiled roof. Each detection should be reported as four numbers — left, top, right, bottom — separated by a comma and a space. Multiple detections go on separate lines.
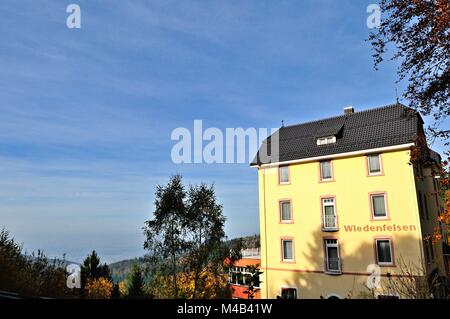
251, 103, 423, 165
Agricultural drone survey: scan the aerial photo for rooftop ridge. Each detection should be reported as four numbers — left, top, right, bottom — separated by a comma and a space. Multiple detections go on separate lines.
281, 102, 411, 130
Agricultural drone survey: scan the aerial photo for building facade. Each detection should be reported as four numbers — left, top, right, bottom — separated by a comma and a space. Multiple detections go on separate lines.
252, 104, 449, 299
228, 249, 261, 299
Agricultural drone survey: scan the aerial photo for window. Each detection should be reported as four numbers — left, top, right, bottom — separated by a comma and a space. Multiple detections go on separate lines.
322, 198, 337, 230
228, 266, 260, 288
367, 154, 382, 175
418, 192, 424, 219
424, 240, 435, 263
280, 200, 292, 222
320, 161, 333, 181
423, 193, 429, 220
375, 239, 393, 265
424, 241, 430, 264
280, 288, 297, 299
317, 136, 336, 146
281, 239, 294, 262
430, 241, 435, 261
371, 194, 388, 219
434, 179, 439, 206
324, 239, 341, 273
279, 166, 289, 184
433, 177, 440, 207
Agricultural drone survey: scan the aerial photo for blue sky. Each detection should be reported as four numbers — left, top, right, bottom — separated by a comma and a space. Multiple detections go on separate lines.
0, 0, 446, 263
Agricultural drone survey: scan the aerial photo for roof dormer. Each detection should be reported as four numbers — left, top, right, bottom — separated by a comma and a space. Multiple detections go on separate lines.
317, 136, 336, 146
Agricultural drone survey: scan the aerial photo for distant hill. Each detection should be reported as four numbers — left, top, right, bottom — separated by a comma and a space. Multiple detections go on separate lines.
25, 255, 80, 268
108, 257, 146, 283
108, 234, 260, 283
229, 234, 260, 249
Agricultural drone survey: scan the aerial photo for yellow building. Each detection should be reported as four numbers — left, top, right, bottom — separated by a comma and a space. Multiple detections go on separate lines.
251, 104, 449, 299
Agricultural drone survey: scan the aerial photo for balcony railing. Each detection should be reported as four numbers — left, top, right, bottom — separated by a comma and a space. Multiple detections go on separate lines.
241, 248, 260, 258
323, 215, 338, 231
326, 257, 341, 273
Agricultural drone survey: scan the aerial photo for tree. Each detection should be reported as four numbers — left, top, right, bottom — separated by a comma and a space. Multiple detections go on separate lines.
143, 175, 235, 299
162, 268, 230, 299
243, 264, 263, 299
81, 250, 111, 282
186, 183, 226, 298
118, 280, 128, 297
354, 257, 446, 299
126, 263, 145, 299
84, 277, 113, 299
111, 282, 121, 299
0, 228, 76, 298
143, 174, 189, 298
369, 0, 449, 142
81, 250, 112, 298
432, 152, 450, 243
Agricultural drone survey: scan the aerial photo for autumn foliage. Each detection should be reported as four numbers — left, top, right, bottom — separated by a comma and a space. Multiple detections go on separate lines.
0, 228, 77, 298
150, 268, 230, 299
435, 154, 450, 242
84, 277, 113, 299
369, 0, 450, 141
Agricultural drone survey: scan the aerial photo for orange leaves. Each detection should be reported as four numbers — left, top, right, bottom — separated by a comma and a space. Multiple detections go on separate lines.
85, 277, 113, 299
177, 269, 230, 299
151, 268, 230, 299
431, 227, 444, 244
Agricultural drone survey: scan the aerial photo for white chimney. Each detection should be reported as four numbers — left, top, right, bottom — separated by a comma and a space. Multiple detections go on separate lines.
344, 106, 354, 114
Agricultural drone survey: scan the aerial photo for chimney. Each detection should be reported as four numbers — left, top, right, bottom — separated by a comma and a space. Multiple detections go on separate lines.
344, 106, 354, 115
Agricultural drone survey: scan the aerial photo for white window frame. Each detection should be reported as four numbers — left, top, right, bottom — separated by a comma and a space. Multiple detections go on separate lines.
324, 239, 341, 273
322, 198, 338, 230
317, 136, 336, 146
228, 266, 260, 288
375, 238, 394, 266
280, 287, 297, 299
320, 161, 333, 181
367, 154, 382, 175
278, 166, 290, 184
280, 200, 292, 223
371, 194, 388, 220
281, 239, 294, 262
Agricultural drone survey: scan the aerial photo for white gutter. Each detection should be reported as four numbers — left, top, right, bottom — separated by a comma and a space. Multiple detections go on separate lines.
251, 143, 414, 168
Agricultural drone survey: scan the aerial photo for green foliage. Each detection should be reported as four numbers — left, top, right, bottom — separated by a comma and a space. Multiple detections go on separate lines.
143, 175, 232, 299
242, 264, 263, 299
80, 250, 112, 298
109, 257, 146, 283
125, 263, 146, 299
229, 234, 260, 250
0, 228, 77, 298
82, 250, 112, 282
143, 174, 189, 298
186, 183, 226, 298
111, 282, 121, 299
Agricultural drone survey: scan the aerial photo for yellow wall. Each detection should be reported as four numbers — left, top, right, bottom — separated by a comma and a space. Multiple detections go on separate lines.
258, 148, 429, 299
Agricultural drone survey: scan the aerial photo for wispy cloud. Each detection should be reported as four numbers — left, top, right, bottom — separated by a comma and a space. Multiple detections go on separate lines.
0, 0, 437, 262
